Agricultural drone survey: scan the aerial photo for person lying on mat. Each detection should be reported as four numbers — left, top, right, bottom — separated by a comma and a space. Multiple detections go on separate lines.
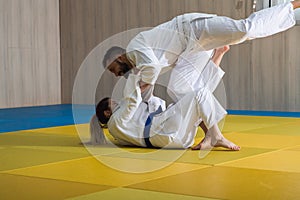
89, 72, 240, 151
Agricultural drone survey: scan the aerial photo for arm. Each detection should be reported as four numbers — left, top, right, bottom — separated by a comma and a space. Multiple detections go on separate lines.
127, 49, 161, 95
136, 64, 161, 102
119, 74, 143, 121
138, 64, 161, 86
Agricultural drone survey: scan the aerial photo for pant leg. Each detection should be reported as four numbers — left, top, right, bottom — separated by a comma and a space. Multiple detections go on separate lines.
150, 89, 227, 148
167, 49, 225, 102
191, 2, 295, 50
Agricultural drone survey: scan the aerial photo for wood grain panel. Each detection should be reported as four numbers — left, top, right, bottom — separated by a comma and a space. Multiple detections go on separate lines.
33, 0, 61, 105
33, 48, 61, 105
252, 37, 276, 110
0, 47, 6, 106
222, 43, 252, 110
286, 27, 300, 111
33, 0, 60, 50
0, 0, 61, 108
7, 0, 33, 48
0, 0, 7, 106
251, 33, 290, 111
7, 48, 33, 107
60, 49, 74, 104
61, 0, 97, 104
59, 0, 72, 49
296, 71, 300, 96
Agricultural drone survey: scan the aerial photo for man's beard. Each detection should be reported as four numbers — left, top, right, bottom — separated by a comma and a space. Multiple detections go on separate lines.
120, 62, 132, 79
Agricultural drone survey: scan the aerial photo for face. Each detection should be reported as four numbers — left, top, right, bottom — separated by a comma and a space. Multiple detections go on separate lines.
109, 99, 118, 111
107, 57, 132, 77
103, 99, 118, 119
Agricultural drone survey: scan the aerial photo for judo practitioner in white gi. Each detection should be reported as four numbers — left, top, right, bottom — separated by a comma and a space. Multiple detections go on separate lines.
90, 71, 240, 150
104, 1, 299, 92
100, 1, 300, 149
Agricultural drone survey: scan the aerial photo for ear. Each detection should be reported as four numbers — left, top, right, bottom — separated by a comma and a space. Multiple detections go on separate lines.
104, 110, 112, 118
119, 54, 127, 62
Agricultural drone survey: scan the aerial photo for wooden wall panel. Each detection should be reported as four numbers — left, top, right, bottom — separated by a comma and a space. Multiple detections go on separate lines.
0, 0, 8, 106
0, 0, 61, 108
297, 69, 300, 109
222, 43, 253, 110
33, 0, 61, 106
286, 27, 300, 111
7, 0, 33, 48
251, 34, 287, 111
251, 28, 300, 112
7, 49, 33, 107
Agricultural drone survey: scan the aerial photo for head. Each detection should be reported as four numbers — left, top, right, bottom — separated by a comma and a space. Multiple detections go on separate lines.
95, 97, 118, 124
89, 97, 117, 145
102, 46, 133, 77
96, 97, 112, 125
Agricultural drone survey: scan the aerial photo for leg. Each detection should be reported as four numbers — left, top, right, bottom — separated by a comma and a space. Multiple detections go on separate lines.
197, 121, 208, 145
194, 86, 240, 150
200, 45, 228, 129
167, 46, 228, 102
211, 45, 230, 67
292, 0, 300, 9
192, 2, 296, 50
195, 88, 240, 150
167, 50, 214, 102
150, 88, 239, 150
199, 121, 208, 134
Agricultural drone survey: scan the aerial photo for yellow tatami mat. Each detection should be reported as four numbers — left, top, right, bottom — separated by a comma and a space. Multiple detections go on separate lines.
1, 115, 300, 200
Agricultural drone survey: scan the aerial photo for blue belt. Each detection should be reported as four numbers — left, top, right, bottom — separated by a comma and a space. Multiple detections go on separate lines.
144, 106, 162, 148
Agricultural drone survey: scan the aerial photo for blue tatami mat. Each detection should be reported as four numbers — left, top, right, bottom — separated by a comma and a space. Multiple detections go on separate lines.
228, 110, 300, 118
1, 104, 300, 133
0, 104, 94, 133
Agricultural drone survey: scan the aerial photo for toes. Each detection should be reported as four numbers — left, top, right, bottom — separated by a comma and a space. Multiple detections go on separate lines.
231, 145, 241, 151
191, 144, 201, 150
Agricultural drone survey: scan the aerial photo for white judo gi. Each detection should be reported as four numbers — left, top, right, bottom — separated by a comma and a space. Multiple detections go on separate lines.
125, 2, 296, 128
127, 2, 295, 86
108, 73, 225, 149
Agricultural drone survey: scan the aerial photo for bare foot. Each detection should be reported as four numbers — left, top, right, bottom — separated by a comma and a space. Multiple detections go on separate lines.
211, 45, 230, 66
192, 135, 240, 151
191, 134, 217, 150
292, 0, 300, 9
215, 45, 230, 55
192, 137, 205, 150
214, 137, 241, 151
192, 124, 240, 151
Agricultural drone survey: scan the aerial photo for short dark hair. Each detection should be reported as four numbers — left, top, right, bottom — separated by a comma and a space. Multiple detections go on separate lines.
96, 97, 110, 124
102, 46, 126, 68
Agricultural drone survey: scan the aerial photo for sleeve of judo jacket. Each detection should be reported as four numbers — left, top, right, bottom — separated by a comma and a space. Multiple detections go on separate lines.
120, 74, 143, 121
